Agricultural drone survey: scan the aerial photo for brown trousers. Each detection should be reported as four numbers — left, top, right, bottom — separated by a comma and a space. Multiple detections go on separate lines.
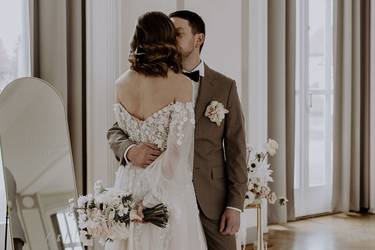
199, 210, 236, 250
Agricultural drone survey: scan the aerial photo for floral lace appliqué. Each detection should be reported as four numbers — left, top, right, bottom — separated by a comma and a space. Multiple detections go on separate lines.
113, 101, 195, 151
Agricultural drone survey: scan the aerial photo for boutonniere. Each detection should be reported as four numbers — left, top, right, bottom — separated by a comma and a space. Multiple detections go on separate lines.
204, 100, 229, 126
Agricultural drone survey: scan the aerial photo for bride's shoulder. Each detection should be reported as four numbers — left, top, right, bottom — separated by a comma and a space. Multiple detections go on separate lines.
115, 69, 140, 87
171, 73, 193, 103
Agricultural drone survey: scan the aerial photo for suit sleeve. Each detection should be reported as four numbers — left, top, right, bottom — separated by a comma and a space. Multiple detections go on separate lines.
106, 122, 136, 165
224, 80, 248, 211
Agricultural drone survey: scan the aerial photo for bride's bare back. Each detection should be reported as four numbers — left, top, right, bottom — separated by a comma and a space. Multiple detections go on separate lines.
115, 69, 192, 121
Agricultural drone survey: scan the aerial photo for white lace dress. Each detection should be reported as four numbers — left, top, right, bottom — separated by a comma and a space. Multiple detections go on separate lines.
105, 84, 207, 250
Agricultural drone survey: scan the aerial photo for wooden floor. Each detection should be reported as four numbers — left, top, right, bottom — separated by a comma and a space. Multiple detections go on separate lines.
245, 213, 375, 250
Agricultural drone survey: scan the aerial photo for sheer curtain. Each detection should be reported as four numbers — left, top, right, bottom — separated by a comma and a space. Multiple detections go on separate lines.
0, 0, 31, 91
332, 0, 374, 213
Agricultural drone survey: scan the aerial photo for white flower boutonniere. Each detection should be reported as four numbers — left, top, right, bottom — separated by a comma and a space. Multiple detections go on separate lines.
204, 100, 229, 126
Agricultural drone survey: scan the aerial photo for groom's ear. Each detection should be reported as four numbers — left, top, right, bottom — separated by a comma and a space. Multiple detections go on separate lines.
194, 33, 205, 49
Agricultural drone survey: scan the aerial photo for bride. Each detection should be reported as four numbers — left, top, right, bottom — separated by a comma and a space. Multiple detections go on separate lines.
105, 11, 207, 250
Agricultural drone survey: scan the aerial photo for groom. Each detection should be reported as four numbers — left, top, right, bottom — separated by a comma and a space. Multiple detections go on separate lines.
107, 10, 247, 250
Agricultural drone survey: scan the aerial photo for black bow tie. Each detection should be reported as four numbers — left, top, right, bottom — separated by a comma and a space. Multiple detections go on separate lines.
183, 70, 200, 82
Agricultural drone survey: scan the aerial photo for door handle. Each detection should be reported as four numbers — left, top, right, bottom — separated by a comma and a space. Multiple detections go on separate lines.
307, 92, 313, 109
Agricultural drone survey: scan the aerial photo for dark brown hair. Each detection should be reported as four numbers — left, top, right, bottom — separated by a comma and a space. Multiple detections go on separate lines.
169, 10, 206, 52
129, 11, 182, 77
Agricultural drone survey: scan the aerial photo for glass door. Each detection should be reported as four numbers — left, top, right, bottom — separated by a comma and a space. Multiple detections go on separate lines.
294, 0, 334, 217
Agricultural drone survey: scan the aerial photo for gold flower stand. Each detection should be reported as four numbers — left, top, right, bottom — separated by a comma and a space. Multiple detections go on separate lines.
245, 203, 267, 250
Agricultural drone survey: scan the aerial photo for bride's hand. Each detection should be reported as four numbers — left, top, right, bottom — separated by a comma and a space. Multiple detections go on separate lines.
130, 202, 145, 223
137, 202, 145, 221
127, 143, 162, 168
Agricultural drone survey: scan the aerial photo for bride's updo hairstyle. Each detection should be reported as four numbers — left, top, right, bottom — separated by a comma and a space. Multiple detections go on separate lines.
129, 11, 182, 77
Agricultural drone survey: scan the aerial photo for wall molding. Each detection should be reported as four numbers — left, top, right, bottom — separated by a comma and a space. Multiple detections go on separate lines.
86, 0, 121, 190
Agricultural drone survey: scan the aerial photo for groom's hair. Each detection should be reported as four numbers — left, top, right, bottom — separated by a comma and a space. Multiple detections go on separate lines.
169, 10, 205, 52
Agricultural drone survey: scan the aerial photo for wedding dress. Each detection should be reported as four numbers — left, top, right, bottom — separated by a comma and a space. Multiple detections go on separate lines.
105, 82, 207, 250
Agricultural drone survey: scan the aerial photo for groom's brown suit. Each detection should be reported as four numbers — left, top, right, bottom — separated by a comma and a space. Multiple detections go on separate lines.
107, 64, 247, 250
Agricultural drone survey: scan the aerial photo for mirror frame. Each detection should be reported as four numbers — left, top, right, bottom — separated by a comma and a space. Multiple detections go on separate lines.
0, 77, 79, 250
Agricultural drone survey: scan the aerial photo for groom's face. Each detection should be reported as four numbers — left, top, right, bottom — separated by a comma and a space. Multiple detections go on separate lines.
170, 17, 196, 57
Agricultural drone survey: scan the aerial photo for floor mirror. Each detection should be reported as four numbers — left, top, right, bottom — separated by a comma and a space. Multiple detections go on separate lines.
0, 77, 81, 250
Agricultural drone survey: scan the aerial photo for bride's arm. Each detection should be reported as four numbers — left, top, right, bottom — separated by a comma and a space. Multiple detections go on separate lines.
142, 101, 195, 208
142, 79, 194, 207
161, 101, 195, 178
160, 79, 194, 178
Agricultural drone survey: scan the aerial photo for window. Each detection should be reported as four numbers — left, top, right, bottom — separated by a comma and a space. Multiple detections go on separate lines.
294, 0, 334, 217
0, 0, 31, 92
51, 208, 82, 250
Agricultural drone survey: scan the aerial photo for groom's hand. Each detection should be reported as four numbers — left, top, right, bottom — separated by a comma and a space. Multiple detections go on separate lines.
127, 143, 162, 168
219, 209, 240, 236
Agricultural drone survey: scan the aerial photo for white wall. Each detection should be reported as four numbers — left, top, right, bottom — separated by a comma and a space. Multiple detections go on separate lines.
118, 0, 179, 77
86, 0, 121, 190
184, 0, 242, 93
246, 0, 269, 238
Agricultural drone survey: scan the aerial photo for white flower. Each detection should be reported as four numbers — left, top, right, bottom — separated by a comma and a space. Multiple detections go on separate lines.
246, 140, 281, 207
248, 182, 255, 191
78, 211, 88, 226
253, 182, 262, 193
260, 186, 270, 196
248, 160, 273, 186
94, 180, 105, 195
278, 196, 288, 206
77, 195, 88, 207
95, 192, 112, 205
118, 205, 129, 217
106, 209, 115, 221
265, 138, 278, 156
244, 191, 256, 206
267, 192, 277, 204
86, 193, 94, 203
80, 230, 93, 246
205, 100, 229, 126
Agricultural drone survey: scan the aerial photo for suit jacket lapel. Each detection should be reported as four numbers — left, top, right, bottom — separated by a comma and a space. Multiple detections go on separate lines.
195, 64, 216, 123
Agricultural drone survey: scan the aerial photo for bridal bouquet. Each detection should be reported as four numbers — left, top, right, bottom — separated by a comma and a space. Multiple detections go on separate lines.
73, 180, 169, 246
244, 139, 288, 208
